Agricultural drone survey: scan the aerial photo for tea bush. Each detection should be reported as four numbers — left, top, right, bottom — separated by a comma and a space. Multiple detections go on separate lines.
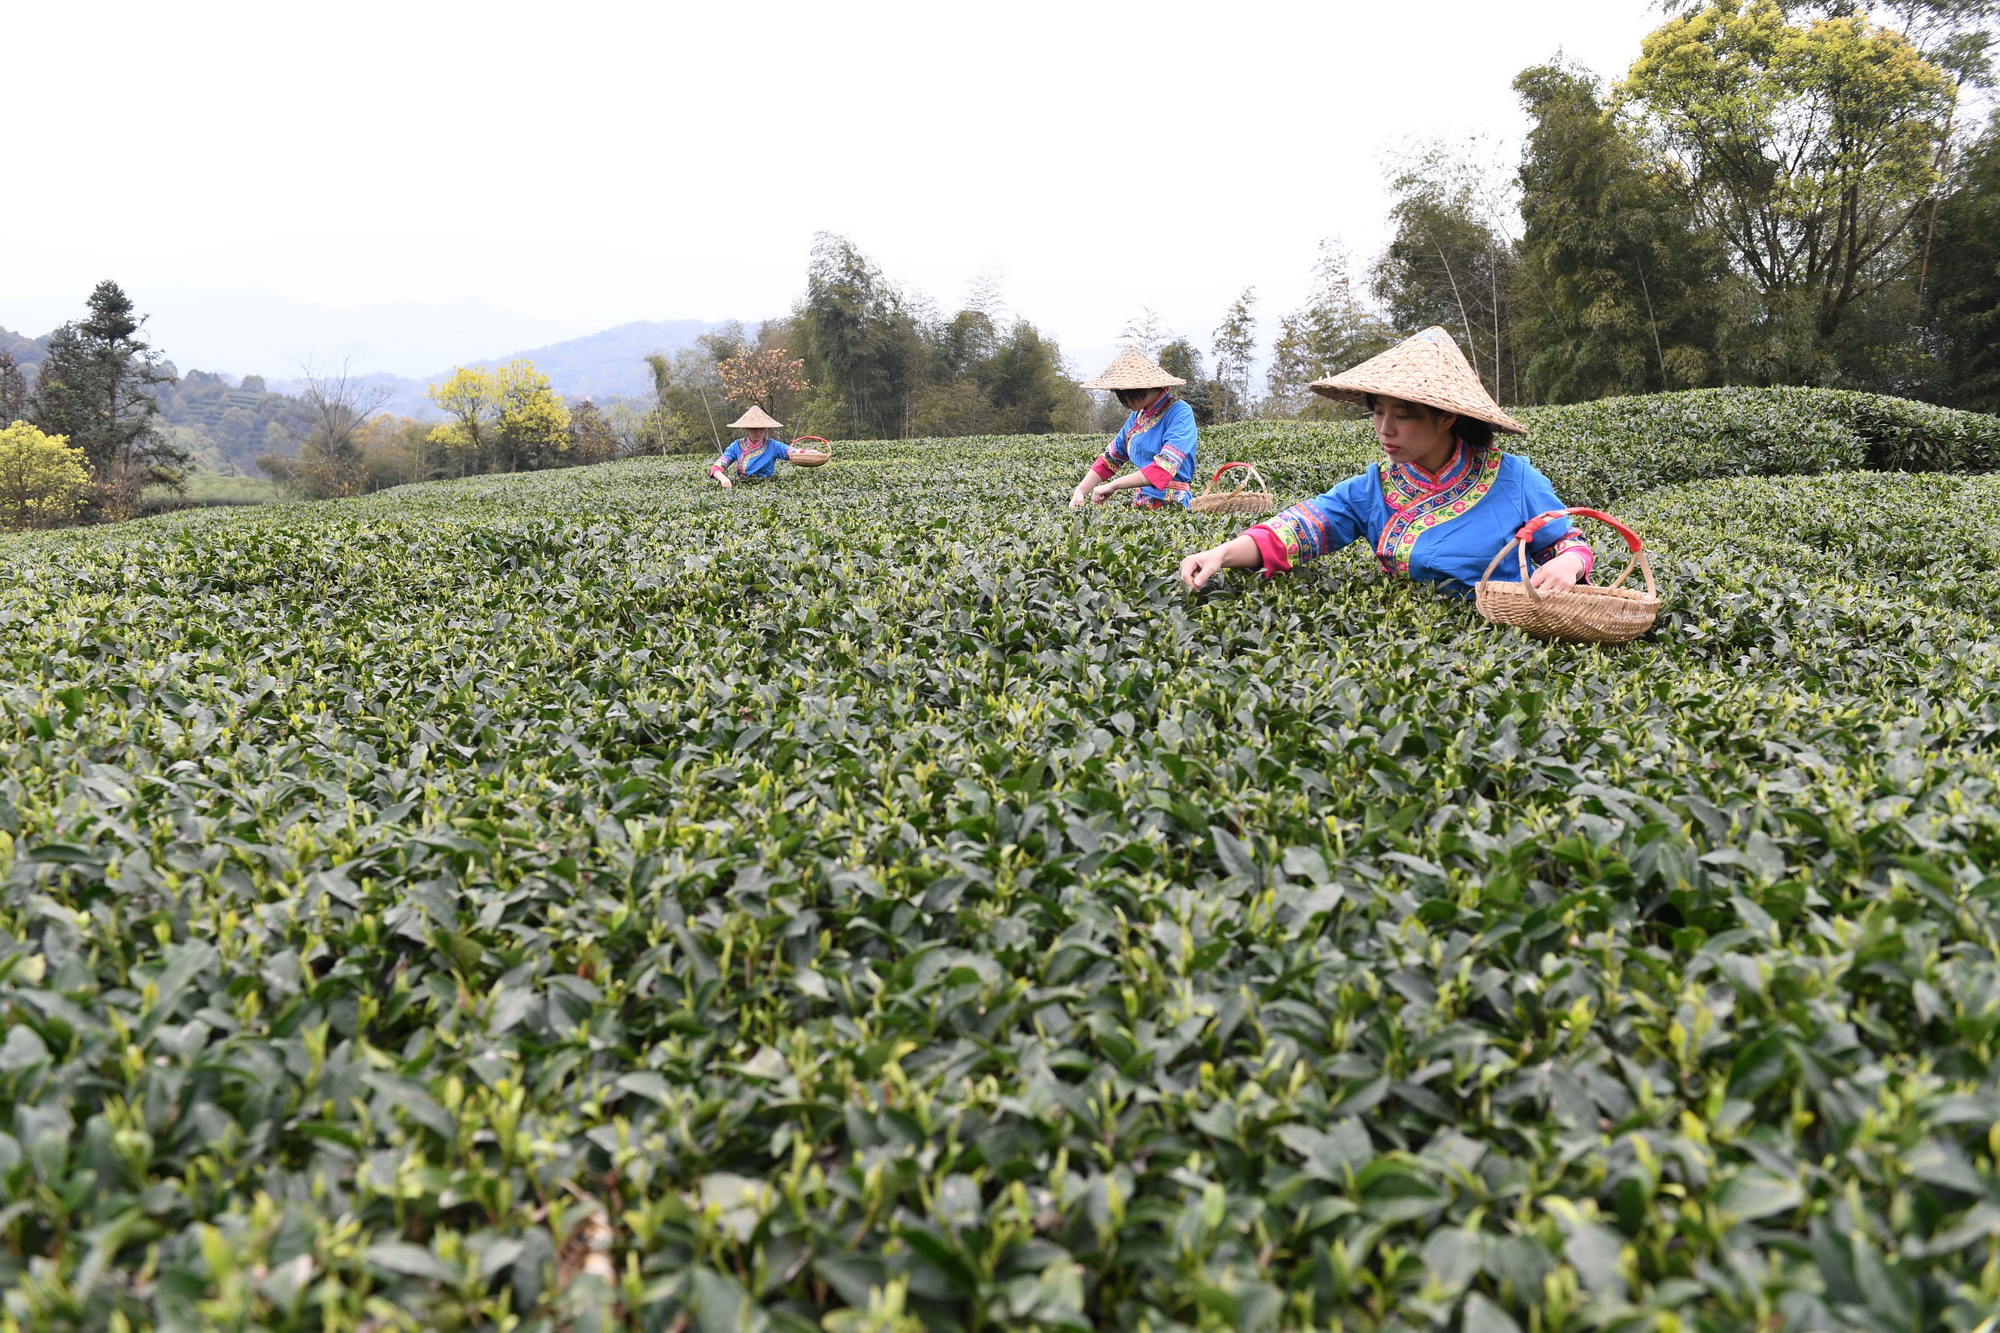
1204, 385, 2000, 504
2, 394, 1998, 1332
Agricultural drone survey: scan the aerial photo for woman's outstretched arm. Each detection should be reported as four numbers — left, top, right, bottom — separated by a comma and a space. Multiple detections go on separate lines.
1179, 534, 1262, 589
1089, 469, 1152, 502
1070, 459, 1111, 507
1071, 456, 1147, 506
710, 442, 739, 487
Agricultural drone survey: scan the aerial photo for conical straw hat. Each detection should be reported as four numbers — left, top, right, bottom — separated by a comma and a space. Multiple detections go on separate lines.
1081, 346, 1187, 391
1309, 326, 1526, 435
728, 405, 783, 430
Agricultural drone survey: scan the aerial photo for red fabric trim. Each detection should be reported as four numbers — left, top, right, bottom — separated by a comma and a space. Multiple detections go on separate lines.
1534, 534, 1596, 577
1090, 456, 1116, 480
1248, 525, 1291, 577
1139, 462, 1174, 489
1402, 440, 1469, 488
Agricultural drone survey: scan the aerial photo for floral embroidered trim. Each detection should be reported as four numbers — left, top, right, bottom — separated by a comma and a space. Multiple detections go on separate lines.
1247, 524, 1291, 575
1375, 447, 1502, 577
1105, 395, 1174, 464
1380, 442, 1474, 508
1090, 456, 1116, 480
1123, 394, 1174, 444
1133, 479, 1192, 509
1260, 500, 1339, 567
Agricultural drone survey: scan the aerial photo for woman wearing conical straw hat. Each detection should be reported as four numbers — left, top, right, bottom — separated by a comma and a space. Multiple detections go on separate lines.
1178, 327, 1593, 593
1070, 347, 1200, 510
709, 406, 793, 488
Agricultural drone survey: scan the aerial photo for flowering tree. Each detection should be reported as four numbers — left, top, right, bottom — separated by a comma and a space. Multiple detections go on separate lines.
426, 361, 571, 473
716, 348, 810, 415
0, 422, 92, 529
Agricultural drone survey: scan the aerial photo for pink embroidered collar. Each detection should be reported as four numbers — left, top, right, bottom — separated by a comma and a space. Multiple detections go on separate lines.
1389, 439, 1472, 493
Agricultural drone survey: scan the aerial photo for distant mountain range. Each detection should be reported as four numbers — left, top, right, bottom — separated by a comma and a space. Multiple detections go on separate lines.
1, 323, 48, 370
266, 318, 721, 417
1, 316, 726, 419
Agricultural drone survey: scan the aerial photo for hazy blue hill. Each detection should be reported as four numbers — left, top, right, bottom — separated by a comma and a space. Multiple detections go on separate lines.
490, 319, 715, 401
266, 318, 723, 417
294, 373, 434, 420
1, 325, 48, 373
3, 314, 726, 442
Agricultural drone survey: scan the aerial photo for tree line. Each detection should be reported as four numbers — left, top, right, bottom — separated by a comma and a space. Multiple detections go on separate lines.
252, 361, 633, 500
636, 237, 1100, 453
1, 282, 186, 524
7, 0, 1999, 530
1328, 0, 2000, 411
0, 288, 637, 519
635, 1, 2000, 447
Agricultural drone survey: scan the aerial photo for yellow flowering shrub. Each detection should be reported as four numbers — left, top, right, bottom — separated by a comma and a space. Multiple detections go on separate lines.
0, 419, 92, 529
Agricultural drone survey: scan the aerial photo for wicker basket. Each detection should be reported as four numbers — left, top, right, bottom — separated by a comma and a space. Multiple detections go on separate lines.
1475, 507, 1660, 645
787, 436, 832, 468
1189, 462, 1276, 516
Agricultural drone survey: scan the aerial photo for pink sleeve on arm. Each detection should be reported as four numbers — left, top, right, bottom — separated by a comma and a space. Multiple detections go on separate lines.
1247, 525, 1292, 577
1539, 534, 1595, 576
1090, 456, 1116, 480
1139, 462, 1174, 489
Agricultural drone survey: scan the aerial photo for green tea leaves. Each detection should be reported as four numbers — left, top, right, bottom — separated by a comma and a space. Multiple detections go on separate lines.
2, 408, 1999, 1328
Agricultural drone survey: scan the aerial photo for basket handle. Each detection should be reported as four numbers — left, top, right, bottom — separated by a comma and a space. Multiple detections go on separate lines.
1478, 507, 1657, 602
790, 435, 829, 446
1202, 461, 1268, 496
1516, 506, 1641, 551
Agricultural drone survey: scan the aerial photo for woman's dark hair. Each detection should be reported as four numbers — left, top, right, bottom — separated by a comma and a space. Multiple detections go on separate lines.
1363, 393, 1493, 449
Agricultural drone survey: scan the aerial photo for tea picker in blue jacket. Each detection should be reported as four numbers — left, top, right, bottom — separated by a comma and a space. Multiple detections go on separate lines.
1177, 327, 1594, 593
709, 406, 793, 488
1070, 348, 1200, 510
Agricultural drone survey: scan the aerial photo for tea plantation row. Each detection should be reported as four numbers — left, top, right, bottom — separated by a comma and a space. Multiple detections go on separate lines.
2, 388, 1999, 1332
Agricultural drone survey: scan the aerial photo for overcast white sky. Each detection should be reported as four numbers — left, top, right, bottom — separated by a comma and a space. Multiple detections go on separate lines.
6, 0, 1668, 381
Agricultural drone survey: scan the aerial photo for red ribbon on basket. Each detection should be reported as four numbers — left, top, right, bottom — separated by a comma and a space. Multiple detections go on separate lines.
1515, 507, 1643, 552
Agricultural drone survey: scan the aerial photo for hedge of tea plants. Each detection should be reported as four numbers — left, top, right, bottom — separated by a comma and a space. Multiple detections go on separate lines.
1207, 383, 2000, 505
2, 387, 1999, 1332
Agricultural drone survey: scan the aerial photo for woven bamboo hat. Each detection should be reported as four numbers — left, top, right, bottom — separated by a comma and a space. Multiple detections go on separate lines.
1081, 346, 1187, 391
1309, 326, 1526, 435
728, 405, 783, 430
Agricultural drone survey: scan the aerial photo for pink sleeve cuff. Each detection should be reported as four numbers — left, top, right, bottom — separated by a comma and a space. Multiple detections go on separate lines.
1538, 535, 1595, 577
1090, 456, 1116, 480
1247, 525, 1292, 576
1139, 462, 1174, 489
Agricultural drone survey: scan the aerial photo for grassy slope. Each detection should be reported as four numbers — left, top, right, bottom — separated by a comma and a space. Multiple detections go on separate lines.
2, 411, 1999, 1331
138, 473, 282, 514
175, 473, 280, 505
